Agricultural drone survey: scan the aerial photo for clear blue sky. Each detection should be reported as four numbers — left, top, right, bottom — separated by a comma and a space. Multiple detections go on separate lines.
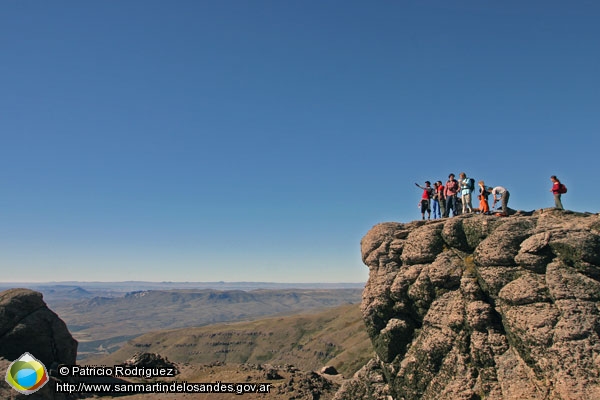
1, 1, 598, 283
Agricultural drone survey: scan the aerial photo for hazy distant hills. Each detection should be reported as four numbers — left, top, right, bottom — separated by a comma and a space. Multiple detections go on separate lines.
0, 287, 371, 400
0, 281, 364, 307
87, 303, 372, 378
45, 288, 362, 358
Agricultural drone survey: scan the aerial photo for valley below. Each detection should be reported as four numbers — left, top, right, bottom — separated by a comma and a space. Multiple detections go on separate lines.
1, 283, 372, 400
85, 302, 372, 378
3, 282, 369, 374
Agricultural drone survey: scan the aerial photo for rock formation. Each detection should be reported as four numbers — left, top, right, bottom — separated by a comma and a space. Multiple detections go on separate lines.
122, 352, 179, 375
337, 209, 600, 399
0, 288, 77, 367
0, 288, 78, 399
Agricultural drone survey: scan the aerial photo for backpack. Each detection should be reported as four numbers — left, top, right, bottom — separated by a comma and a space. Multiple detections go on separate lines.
468, 178, 475, 192
481, 186, 491, 199
559, 183, 567, 194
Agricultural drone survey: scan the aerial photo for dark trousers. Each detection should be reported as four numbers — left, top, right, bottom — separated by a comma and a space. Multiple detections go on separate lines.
444, 195, 457, 217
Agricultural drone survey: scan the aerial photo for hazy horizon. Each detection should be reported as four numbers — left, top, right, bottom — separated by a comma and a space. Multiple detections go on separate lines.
0, 281, 366, 291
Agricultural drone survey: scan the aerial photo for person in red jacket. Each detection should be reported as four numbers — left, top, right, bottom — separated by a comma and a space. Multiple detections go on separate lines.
550, 175, 564, 210
432, 181, 445, 219
415, 181, 434, 220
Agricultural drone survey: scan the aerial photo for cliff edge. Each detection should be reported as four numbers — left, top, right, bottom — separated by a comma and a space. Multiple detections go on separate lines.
337, 209, 600, 400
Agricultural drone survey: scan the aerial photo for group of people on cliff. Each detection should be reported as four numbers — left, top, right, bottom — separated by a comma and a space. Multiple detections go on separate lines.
415, 174, 567, 220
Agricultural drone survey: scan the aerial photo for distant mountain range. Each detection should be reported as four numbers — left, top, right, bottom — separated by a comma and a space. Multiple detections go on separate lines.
5, 284, 363, 360
0, 282, 368, 381
0, 281, 364, 292
0, 281, 364, 305
0, 288, 371, 399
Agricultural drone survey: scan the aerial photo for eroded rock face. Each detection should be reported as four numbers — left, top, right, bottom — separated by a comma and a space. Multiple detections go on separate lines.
0, 288, 78, 399
351, 210, 600, 400
0, 288, 77, 367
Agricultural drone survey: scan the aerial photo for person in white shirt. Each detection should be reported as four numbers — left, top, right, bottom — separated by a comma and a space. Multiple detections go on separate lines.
459, 172, 473, 214
491, 186, 510, 216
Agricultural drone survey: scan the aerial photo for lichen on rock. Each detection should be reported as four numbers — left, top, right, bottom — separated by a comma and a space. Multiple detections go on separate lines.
344, 210, 600, 400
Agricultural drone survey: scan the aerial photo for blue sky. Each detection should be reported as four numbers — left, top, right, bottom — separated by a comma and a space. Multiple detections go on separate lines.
1, 1, 598, 283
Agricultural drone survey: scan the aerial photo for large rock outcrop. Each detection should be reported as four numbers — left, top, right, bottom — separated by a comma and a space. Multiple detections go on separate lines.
0, 288, 78, 399
0, 288, 77, 367
339, 209, 600, 400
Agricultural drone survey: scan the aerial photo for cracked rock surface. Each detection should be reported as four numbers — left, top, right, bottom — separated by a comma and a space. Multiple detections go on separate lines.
339, 209, 600, 400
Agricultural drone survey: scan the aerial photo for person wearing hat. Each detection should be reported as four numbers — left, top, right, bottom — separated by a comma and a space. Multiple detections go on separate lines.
415, 181, 434, 220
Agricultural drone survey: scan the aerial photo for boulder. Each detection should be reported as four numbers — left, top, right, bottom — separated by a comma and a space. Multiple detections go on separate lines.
0, 288, 78, 399
0, 289, 77, 367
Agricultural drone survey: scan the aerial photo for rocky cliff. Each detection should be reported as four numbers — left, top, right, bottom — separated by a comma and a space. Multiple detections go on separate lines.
337, 209, 600, 400
0, 288, 78, 399
0, 288, 77, 367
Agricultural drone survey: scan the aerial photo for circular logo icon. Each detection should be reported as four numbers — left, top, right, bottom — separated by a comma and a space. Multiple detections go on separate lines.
5, 352, 49, 395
